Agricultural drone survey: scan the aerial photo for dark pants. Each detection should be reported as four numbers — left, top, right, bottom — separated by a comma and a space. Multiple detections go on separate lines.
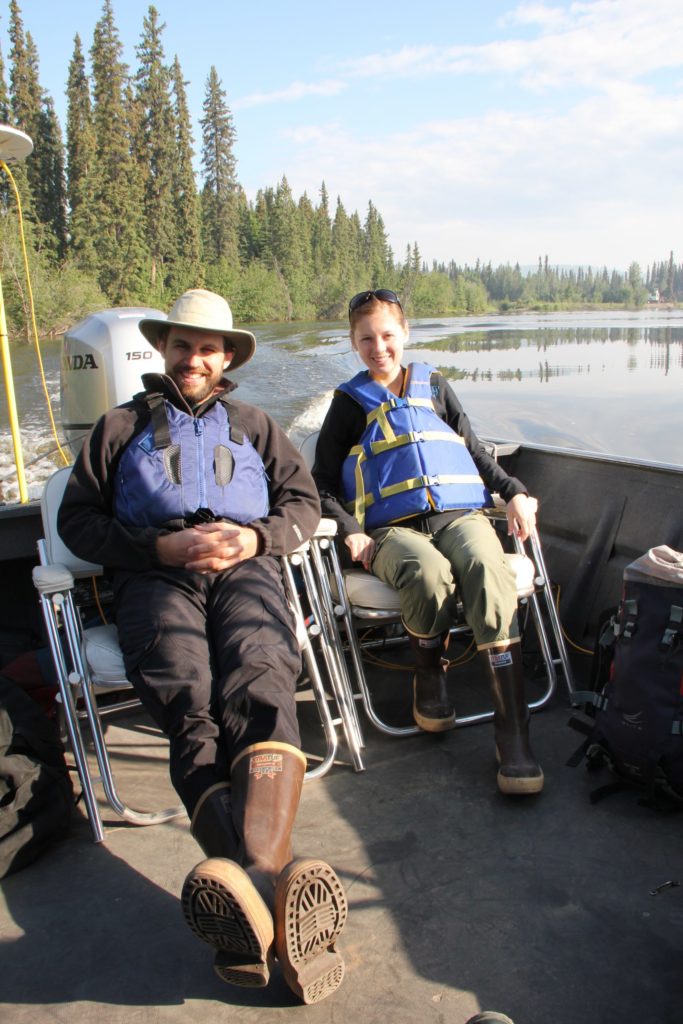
113, 556, 301, 817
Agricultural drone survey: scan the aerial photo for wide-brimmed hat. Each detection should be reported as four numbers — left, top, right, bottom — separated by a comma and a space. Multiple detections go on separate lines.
138, 289, 256, 371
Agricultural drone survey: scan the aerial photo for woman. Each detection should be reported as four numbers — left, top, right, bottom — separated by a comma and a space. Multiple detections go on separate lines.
313, 289, 543, 795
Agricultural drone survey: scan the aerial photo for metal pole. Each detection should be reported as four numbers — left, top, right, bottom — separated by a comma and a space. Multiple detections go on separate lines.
0, 126, 34, 504
0, 274, 28, 502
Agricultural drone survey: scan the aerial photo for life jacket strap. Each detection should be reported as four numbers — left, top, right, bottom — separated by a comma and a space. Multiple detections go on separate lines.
145, 392, 246, 448
366, 396, 434, 443
217, 395, 245, 444
369, 430, 466, 456
148, 394, 172, 449
371, 473, 487, 505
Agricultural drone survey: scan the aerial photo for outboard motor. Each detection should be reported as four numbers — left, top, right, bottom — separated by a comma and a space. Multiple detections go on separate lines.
60, 307, 166, 456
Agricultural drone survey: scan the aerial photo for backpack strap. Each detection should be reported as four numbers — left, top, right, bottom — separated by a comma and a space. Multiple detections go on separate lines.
621, 598, 638, 640
660, 604, 682, 652
571, 690, 608, 712
565, 715, 595, 767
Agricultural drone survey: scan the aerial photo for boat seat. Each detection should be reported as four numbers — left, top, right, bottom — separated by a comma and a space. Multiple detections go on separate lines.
32, 466, 361, 844
299, 430, 575, 738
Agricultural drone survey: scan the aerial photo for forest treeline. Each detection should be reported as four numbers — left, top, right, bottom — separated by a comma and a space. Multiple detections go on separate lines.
1, 0, 681, 340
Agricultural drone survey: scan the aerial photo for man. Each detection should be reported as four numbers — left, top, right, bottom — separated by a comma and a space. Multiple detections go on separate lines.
58, 289, 347, 1005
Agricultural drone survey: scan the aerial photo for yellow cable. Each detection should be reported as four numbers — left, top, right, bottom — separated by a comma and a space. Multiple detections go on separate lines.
553, 583, 594, 655
91, 576, 109, 625
1, 160, 70, 466
361, 634, 477, 672
446, 638, 477, 666
363, 652, 412, 672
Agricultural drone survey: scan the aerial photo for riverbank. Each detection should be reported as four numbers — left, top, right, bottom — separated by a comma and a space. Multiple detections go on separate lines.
5, 300, 681, 344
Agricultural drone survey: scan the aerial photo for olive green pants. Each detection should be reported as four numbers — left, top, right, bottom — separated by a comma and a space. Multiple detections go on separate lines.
370, 511, 519, 647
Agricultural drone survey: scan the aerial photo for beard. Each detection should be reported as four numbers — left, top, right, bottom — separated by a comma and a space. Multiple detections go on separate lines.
170, 365, 224, 405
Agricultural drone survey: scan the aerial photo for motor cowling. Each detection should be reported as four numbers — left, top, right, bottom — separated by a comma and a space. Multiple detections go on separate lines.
60, 307, 166, 456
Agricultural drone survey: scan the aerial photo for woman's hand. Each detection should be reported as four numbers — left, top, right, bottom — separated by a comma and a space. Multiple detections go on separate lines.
345, 532, 376, 570
506, 494, 538, 543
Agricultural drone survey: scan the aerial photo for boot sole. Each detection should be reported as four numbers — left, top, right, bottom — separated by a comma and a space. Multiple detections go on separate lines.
413, 677, 456, 732
181, 858, 274, 987
275, 858, 347, 1005
497, 769, 545, 795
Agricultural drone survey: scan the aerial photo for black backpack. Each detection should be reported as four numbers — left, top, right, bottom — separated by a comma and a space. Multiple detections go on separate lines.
569, 546, 683, 806
0, 674, 74, 878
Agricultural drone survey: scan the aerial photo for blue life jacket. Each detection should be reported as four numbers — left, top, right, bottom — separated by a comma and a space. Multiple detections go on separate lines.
338, 362, 492, 531
114, 393, 270, 528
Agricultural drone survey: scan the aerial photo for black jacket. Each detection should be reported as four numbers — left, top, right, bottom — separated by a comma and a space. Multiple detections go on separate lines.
58, 373, 321, 570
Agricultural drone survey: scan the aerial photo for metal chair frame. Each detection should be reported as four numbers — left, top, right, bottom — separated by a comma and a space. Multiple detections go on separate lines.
299, 432, 576, 739
32, 467, 362, 844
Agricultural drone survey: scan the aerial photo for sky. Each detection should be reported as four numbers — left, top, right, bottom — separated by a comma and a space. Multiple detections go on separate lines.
1, 0, 682, 272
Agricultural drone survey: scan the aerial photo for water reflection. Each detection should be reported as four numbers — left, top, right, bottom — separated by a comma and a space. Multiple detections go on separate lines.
410, 323, 683, 380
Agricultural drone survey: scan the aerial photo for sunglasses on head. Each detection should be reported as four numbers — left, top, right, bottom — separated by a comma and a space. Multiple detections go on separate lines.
348, 289, 403, 318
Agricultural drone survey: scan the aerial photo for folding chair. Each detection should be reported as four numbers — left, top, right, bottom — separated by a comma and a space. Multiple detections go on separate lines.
32, 466, 359, 844
281, 537, 365, 773
300, 431, 576, 738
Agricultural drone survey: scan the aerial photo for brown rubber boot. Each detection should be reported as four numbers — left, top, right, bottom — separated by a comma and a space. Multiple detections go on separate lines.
229, 742, 308, 908
480, 642, 544, 795
229, 742, 347, 1003
182, 781, 274, 987
408, 631, 456, 732
184, 742, 308, 989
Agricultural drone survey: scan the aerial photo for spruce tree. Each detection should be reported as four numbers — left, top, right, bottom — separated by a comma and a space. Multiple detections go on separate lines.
364, 200, 390, 286
8, 2, 40, 137
200, 66, 239, 268
0, 44, 11, 210
0, 43, 10, 122
134, 6, 177, 297
666, 250, 675, 301
33, 94, 68, 259
311, 182, 332, 276
7, 0, 39, 219
270, 178, 297, 276
66, 34, 98, 273
90, 0, 146, 302
327, 196, 361, 311
169, 54, 201, 291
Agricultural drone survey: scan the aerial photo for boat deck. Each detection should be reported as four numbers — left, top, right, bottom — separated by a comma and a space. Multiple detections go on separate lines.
2, 642, 681, 1024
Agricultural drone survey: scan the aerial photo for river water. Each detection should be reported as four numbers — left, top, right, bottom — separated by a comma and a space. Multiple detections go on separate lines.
1, 308, 681, 504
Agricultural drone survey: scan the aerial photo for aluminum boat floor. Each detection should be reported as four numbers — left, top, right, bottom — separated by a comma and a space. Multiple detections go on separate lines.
1, 652, 681, 1024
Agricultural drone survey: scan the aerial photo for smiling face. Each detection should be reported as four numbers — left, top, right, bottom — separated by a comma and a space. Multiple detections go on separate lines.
350, 301, 408, 388
158, 326, 235, 405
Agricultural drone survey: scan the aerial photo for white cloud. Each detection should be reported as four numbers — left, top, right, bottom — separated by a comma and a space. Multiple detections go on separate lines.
268, 79, 683, 267
234, 78, 347, 109
239, 1, 683, 107
236, 2, 683, 267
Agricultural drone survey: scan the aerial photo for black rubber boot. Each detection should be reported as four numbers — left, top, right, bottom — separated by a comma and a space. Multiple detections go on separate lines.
480, 642, 544, 794
408, 631, 456, 732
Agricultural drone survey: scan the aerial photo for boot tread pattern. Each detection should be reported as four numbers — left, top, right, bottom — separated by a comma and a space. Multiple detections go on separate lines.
213, 950, 271, 988
182, 876, 262, 950
276, 859, 347, 1005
